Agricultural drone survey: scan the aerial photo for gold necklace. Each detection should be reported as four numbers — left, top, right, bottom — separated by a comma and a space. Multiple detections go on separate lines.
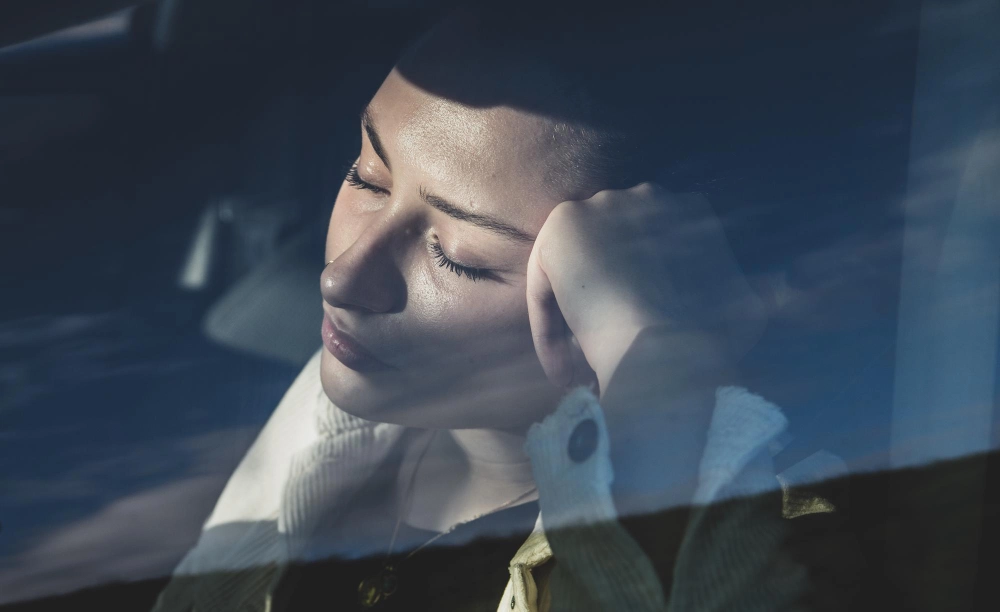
358, 431, 538, 608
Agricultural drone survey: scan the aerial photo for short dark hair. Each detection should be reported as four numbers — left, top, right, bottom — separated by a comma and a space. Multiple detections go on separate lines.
396, 0, 909, 274
396, 0, 913, 423
396, 2, 675, 194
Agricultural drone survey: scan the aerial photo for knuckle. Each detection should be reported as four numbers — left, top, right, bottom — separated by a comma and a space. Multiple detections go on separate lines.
549, 199, 584, 226
633, 181, 662, 197
586, 188, 611, 200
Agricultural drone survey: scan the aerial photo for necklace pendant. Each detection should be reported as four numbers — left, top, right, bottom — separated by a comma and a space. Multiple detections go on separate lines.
358, 564, 398, 608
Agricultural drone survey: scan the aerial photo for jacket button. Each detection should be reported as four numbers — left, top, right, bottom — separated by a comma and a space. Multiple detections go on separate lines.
568, 418, 598, 463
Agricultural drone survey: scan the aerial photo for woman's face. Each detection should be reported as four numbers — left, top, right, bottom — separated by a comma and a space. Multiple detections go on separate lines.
319, 68, 578, 430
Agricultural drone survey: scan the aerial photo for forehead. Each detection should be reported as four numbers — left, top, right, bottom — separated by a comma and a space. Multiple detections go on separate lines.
368, 69, 569, 227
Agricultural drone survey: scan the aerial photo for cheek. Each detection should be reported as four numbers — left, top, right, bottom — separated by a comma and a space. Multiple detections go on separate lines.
405, 269, 535, 371
326, 187, 536, 374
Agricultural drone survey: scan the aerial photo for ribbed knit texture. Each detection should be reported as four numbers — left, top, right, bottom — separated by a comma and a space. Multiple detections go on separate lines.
666, 484, 809, 611
153, 352, 807, 612
525, 387, 617, 530
694, 387, 788, 504
151, 351, 406, 612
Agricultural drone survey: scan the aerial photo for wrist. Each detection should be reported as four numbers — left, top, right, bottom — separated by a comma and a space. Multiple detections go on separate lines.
578, 304, 667, 393
587, 323, 648, 395
598, 324, 731, 516
597, 324, 732, 401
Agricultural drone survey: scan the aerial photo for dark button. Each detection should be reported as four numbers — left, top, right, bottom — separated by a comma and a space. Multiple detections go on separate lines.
568, 418, 598, 463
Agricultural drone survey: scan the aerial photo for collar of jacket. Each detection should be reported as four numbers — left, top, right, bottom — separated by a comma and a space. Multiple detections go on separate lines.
497, 385, 789, 612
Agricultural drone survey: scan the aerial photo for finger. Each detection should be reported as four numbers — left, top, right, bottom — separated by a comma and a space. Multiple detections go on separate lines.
526, 241, 573, 388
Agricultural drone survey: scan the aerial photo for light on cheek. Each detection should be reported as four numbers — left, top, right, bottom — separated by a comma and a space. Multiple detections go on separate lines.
410, 263, 461, 321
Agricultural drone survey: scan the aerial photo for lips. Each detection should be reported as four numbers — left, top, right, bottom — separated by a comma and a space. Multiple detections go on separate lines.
321, 313, 391, 372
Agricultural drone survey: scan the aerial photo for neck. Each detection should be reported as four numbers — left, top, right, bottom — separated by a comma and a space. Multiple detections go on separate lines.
446, 427, 536, 485
399, 427, 537, 532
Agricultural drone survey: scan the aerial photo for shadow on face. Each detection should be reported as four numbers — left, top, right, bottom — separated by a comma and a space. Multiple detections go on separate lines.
318, 64, 588, 430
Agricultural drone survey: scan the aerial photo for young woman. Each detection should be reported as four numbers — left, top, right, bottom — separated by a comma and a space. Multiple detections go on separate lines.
153, 4, 856, 611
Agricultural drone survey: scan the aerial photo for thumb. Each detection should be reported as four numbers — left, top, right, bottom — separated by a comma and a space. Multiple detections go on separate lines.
526, 241, 573, 388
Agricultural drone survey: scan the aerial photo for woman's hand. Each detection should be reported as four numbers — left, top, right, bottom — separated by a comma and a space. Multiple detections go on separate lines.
526, 183, 765, 395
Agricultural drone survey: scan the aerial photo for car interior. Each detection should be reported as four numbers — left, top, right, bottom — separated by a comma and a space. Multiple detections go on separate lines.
2, 0, 998, 610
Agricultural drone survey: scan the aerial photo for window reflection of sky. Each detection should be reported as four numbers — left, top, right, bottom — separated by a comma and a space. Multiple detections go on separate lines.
1, 0, 998, 606
0, 9, 133, 60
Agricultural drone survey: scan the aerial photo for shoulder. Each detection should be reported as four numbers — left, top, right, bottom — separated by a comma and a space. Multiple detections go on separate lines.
202, 350, 331, 528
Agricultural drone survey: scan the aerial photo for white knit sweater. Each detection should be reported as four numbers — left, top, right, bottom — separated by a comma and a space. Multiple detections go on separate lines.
155, 349, 821, 612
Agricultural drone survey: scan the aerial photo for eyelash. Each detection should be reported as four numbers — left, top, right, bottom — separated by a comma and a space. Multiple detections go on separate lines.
344, 164, 496, 284
345, 163, 389, 195
429, 240, 493, 283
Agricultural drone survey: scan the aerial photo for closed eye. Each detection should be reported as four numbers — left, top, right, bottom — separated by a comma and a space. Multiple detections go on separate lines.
428, 239, 499, 283
345, 163, 389, 195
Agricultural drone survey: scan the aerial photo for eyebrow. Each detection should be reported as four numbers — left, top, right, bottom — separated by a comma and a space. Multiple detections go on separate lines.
420, 187, 535, 243
361, 106, 534, 244
361, 107, 391, 171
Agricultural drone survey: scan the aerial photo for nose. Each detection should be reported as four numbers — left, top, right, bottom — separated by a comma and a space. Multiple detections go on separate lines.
321, 221, 407, 314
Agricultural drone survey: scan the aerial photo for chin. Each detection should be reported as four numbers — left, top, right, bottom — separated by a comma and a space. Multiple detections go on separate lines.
319, 350, 396, 422
319, 348, 560, 430
319, 350, 444, 428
